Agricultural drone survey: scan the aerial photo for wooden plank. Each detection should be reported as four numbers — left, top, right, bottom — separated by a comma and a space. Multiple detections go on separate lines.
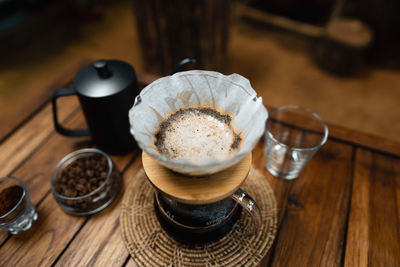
54, 154, 142, 267
251, 140, 292, 223
0, 106, 88, 244
0, 58, 91, 143
0, 96, 81, 176
0, 69, 152, 179
0, 155, 135, 266
251, 139, 294, 267
0, 105, 136, 265
1, 66, 399, 266
264, 105, 400, 158
0, 189, 86, 266
259, 126, 311, 266
327, 123, 400, 158
268, 140, 353, 266
0, 68, 150, 250
344, 149, 400, 266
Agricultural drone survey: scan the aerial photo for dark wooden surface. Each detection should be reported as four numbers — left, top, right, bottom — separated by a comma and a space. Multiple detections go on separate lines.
132, 0, 231, 75
0, 65, 399, 266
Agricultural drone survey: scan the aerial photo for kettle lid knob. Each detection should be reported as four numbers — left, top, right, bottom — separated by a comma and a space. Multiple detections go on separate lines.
93, 59, 111, 78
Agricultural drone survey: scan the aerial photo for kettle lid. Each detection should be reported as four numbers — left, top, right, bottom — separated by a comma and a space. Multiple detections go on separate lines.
74, 59, 136, 98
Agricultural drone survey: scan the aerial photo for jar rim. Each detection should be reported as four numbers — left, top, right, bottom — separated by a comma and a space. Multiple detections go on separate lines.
266, 105, 329, 151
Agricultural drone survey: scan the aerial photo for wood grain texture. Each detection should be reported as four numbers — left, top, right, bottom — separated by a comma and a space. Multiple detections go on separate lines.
0, 103, 87, 246
142, 151, 252, 204
268, 140, 354, 266
133, 0, 231, 75
1, 71, 400, 266
0, 190, 85, 266
255, 130, 307, 266
54, 153, 142, 267
264, 105, 400, 158
0, 102, 134, 265
0, 110, 88, 243
0, 97, 81, 176
251, 140, 294, 226
0, 58, 91, 144
327, 122, 400, 158
344, 149, 400, 266
0, 152, 135, 266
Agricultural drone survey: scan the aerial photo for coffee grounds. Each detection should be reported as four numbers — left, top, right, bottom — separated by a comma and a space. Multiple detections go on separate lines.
0, 185, 23, 217
155, 108, 232, 145
54, 154, 109, 198
155, 107, 242, 153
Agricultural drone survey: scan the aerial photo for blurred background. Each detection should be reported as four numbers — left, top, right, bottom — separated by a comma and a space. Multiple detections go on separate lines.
0, 0, 399, 141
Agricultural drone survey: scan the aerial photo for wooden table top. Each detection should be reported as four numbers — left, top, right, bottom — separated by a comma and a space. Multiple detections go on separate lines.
0, 60, 399, 266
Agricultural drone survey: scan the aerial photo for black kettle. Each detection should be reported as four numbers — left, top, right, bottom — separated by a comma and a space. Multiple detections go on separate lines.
52, 59, 139, 154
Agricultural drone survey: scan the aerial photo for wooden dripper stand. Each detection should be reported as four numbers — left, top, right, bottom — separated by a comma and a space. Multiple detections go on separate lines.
142, 151, 260, 244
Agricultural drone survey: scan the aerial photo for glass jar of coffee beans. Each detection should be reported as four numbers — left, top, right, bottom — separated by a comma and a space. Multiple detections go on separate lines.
50, 148, 120, 215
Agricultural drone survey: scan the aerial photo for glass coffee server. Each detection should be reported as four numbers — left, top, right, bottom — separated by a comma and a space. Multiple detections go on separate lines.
142, 152, 261, 244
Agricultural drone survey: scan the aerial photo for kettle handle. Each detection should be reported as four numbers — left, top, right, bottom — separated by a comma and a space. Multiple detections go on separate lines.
51, 87, 90, 137
171, 58, 197, 75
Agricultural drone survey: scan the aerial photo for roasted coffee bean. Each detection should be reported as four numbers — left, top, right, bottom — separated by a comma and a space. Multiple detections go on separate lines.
64, 189, 77, 198
59, 184, 67, 192
68, 179, 76, 186
54, 154, 110, 199
85, 169, 94, 177
75, 184, 86, 193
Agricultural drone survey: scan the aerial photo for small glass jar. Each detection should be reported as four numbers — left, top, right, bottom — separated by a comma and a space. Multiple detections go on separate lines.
50, 148, 120, 216
0, 176, 38, 234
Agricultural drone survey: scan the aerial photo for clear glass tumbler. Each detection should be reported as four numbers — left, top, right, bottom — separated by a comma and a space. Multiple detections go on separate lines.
265, 105, 328, 179
0, 176, 38, 234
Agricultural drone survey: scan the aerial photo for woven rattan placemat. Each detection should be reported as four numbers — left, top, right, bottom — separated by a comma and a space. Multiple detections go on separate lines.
120, 166, 277, 266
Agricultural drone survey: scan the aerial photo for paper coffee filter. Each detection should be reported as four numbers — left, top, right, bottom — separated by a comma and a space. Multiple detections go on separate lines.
129, 70, 268, 175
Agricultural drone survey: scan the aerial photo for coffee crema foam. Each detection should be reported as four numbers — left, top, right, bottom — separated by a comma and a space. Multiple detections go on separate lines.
155, 107, 241, 163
